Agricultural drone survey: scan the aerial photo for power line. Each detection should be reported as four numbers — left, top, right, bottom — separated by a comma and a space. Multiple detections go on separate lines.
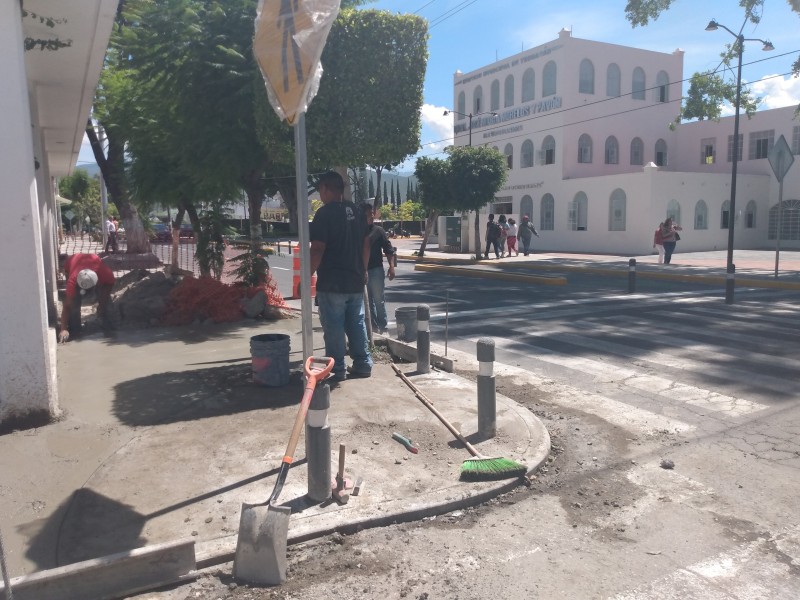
428, 0, 481, 29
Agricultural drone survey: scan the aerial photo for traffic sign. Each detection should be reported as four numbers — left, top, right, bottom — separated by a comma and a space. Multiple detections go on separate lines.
63, 210, 74, 220
768, 134, 794, 183
253, 0, 340, 125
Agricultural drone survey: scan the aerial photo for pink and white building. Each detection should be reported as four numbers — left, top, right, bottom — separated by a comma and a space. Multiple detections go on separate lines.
451, 29, 800, 255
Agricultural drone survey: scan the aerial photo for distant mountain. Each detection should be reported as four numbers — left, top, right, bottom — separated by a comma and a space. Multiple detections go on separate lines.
73, 162, 101, 179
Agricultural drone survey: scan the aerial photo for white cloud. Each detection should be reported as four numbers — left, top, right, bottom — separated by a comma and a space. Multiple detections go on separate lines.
749, 74, 800, 109
421, 103, 454, 150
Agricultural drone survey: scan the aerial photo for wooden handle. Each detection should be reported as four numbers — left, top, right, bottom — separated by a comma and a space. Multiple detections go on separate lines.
391, 364, 480, 458
337, 444, 346, 479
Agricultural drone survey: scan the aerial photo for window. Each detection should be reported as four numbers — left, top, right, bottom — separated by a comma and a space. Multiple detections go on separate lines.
701, 138, 716, 164
541, 193, 555, 230
521, 139, 534, 168
630, 137, 644, 165
606, 63, 621, 97
490, 79, 500, 111
793, 125, 800, 155
694, 200, 708, 229
632, 67, 646, 100
721, 200, 730, 229
474, 85, 483, 113
578, 134, 593, 164
609, 189, 626, 231
493, 197, 512, 215
569, 192, 588, 231
745, 200, 757, 228
655, 139, 667, 167
579, 59, 594, 94
605, 136, 619, 165
727, 133, 743, 162
769, 199, 800, 240
504, 74, 515, 108
504, 143, 514, 169
520, 195, 534, 222
541, 135, 556, 165
522, 68, 535, 102
666, 199, 681, 225
543, 60, 557, 96
749, 130, 775, 160
655, 71, 669, 102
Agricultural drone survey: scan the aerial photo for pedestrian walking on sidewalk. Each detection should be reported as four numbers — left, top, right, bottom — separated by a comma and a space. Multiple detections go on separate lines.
653, 222, 665, 264
660, 217, 683, 264
484, 214, 501, 259
104, 217, 117, 253
506, 218, 519, 256
498, 214, 509, 257
365, 204, 396, 334
310, 171, 373, 382
518, 214, 539, 256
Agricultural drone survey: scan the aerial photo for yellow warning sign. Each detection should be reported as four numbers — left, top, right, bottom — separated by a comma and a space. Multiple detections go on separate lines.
254, 0, 340, 125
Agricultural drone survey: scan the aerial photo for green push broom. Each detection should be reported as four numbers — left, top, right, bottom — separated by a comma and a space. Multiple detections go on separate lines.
391, 364, 527, 481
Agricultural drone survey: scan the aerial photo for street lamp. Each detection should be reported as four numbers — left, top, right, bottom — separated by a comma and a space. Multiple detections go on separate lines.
705, 19, 774, 304
443, 109, 498, 147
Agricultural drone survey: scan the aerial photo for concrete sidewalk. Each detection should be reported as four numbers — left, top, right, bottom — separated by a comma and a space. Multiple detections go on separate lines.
0, 317, 548, 595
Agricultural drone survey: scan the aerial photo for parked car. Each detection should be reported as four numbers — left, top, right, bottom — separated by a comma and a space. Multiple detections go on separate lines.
150, 223, 172, 243
179, 224, 195, 240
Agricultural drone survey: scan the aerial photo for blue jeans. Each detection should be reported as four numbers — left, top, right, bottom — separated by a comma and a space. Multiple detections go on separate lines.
484, 239, 500, 258
520, 236, 532, 255
317, 292, 373, 378
663, 241, 677, 264
367, 266, 387, 330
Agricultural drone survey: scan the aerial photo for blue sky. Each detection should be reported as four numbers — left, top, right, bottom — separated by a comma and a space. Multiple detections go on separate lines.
78, 0, 800, 173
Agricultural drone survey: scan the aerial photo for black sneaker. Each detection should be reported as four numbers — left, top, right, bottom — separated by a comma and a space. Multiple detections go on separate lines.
346, 366, 371, 379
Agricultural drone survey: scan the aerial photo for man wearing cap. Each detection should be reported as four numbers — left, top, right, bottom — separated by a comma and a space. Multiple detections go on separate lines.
518, 214, 540, 256
59, 253, 115, 342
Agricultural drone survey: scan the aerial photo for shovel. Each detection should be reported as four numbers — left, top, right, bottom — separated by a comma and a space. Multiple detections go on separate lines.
233, 355, 334, 586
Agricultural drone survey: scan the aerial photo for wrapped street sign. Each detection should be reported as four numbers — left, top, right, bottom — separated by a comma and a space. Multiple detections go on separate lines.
254, 0, 341, 125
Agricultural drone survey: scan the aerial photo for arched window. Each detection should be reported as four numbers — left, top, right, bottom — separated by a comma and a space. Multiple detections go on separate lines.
667, 199, 681, 226
605, 136, 619, 165
655, 70, 669, 102
521, 139, 534, 168
520, 195, 534, 222
457, 91, 466, 119
522, 68, 535, 102
632, 67, 646, 100
579, 59, 594, 94
630, 137, 644, 165
473, 85, 483, 113
504, 74, 515, 107
609, 189, 626, 231
543, 60, 557, 96
606, 63, 621, 97
578, 134, 593, 164
721, 199, 731, 228
569, 192, 589, 231
655, 139, 668, 166
504, 143, 514, 169
541, 193, 555, 230
745, 200, 757, 228
768, 199, 800, 240
490, 79, 500, 111
694, 200, 708, 229
541, 135, 556, 165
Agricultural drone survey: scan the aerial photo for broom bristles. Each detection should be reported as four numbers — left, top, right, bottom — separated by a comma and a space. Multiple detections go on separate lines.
459, 456, 527, 481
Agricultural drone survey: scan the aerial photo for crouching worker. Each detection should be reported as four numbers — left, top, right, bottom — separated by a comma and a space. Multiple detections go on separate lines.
59, 253, 115, 342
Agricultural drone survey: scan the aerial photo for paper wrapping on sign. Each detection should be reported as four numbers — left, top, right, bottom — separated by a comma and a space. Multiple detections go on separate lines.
254, 0, 341, 125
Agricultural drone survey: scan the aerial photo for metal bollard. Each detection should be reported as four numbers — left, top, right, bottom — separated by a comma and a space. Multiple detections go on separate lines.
628, 258, 636, 294
305, 383, 331, 502
417, 304, 430, 374
476, 338, 496, 438
725, 264, 735, 305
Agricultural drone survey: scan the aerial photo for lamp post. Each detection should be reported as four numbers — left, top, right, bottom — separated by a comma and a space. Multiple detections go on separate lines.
705, 19, 773, 304
443, 108, 497, 147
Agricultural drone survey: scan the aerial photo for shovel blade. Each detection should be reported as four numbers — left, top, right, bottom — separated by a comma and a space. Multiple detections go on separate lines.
233, 502, 292, 585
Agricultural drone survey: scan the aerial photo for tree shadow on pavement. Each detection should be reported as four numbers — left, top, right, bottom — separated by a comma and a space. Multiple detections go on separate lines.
112, 360, 304, 426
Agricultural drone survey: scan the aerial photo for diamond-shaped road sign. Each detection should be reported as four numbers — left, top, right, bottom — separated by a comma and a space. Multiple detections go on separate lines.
768, 134, 794, 183
254, 0, 340, 125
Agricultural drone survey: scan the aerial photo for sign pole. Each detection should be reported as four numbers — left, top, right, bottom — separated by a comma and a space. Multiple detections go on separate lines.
774, 176, 783, 278
294, 113, 313, 360
767, 135, 795, 279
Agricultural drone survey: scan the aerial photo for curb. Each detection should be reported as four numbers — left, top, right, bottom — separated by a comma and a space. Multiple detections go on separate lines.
414, 263, 567, 285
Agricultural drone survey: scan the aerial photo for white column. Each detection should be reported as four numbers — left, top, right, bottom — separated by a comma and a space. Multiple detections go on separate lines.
0, 1, 59, 423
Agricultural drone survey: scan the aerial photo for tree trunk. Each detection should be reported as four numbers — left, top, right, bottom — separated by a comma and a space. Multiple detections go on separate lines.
170, 206, 186, 276
474, 209, 482, 260
374, 166, 383, 206
277, 179, 297, 235
417, 210, 439, 258
85, 121, 149, 254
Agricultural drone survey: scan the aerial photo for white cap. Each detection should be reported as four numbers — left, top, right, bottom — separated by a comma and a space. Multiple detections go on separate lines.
76, 269, 98, 291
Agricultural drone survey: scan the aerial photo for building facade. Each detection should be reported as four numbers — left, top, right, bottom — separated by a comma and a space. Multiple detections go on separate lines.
452, 29, 800, 255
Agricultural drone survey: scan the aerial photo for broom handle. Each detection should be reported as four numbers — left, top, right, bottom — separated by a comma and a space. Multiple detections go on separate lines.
391, 364, 480, 458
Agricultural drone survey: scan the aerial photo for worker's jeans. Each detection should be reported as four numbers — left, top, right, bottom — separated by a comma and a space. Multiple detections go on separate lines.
367, 266, 387, 331
317, 292, 373, 379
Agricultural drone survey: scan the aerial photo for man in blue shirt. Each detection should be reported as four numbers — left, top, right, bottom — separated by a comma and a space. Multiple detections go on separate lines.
310, 171, 373, 381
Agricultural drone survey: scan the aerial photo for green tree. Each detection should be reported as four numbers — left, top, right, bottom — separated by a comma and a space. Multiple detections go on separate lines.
383, 181, 388, 205
59, 169, 102, 234
368, 176, 375, 199
682, 72, 760, 121
390, 178, 396, 205
414, 155, 453, 257
378, 204, 394, 220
